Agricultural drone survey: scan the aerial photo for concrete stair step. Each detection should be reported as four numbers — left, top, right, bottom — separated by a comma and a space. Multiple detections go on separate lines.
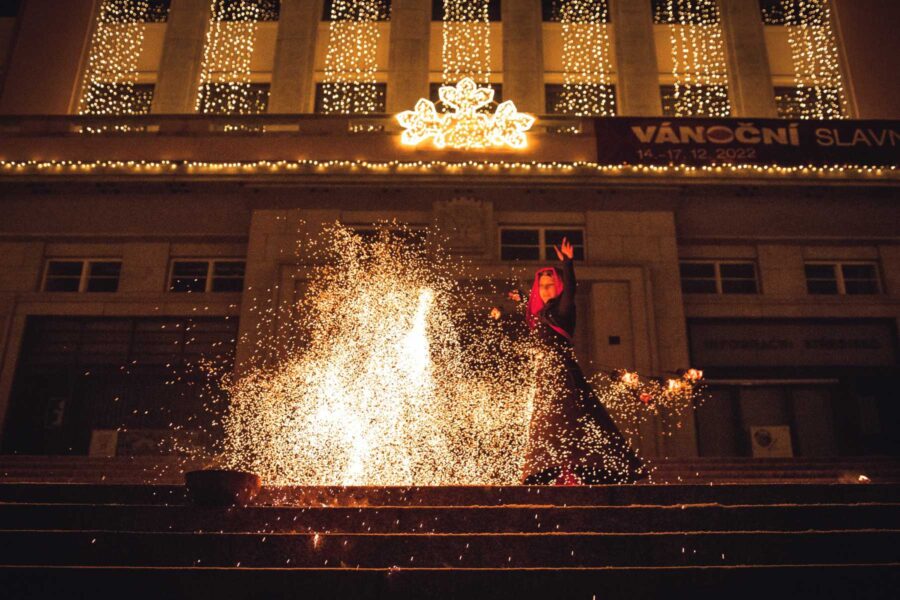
0, 529, 897, 568
2, 502, 898, 533
2, 564, 898, 600
2, 483, 898, 507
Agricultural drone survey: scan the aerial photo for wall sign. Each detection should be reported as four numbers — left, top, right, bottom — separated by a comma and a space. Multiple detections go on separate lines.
689, 319, 898, 368
594, 117, 900, 167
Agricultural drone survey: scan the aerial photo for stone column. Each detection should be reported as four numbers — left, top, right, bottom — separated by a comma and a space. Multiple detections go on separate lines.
386, 0, 431, 113
718, 0, 777, 117
269, 0, 323, 113
608, 0, 661, 116
150, 0, 211, 114
501, 0, 544, 114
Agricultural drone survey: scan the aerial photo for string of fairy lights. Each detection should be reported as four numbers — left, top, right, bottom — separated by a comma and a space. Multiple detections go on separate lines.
558, 0, 615, 116
321, 0, 386, 114
783, 0, 847, 119
442, 0, 491, 86
663, 0, 731, 117
0, 160, 893, 180
196, 0, 262, 115
78, 0, 152, 117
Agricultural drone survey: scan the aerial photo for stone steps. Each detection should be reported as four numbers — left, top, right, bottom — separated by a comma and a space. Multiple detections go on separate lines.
3, 502, 899, 533
1, 471, 899, 597
1, 529, 898, 568
3, 564, 898, 600
2, 482, 899, 506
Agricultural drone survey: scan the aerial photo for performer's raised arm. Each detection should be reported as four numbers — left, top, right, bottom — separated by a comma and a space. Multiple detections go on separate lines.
553, 237, 576, 320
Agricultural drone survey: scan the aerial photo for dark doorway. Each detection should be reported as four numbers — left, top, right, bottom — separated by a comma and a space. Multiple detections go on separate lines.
2, 316, 237, 455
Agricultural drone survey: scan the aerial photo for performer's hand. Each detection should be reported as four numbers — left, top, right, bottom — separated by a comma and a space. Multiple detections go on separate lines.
554, 237, 574, 261
507, 289, 522, 302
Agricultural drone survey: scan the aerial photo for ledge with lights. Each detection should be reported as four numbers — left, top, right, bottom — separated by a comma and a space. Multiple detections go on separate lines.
0, 159, 895, 182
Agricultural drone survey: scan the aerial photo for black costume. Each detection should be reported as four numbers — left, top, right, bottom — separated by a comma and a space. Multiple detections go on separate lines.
520, 257, 648, 484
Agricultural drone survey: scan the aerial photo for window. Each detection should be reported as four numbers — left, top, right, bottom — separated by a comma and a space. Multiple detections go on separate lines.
759, 0, 801, 26
81, 83, 155, 116
352, 227, 428, 254
169, 260, 245, 293
805, 262, 881, 295
43, 260, 122, 293
215, 0, 279, 21
661, 84, 731, 118
545, 84, 617, 116
99, 0, 170, 23
653, 0, 720, 24
500, 228, 585, 261
432, 0, 500, 21
680, 261, 759, 294
197, 83, 270, 115
542, 0, 610, 22
323, 0, 390, 20
314, 83, 387, 114
0, 1, 22, 18
775, 86, 844, 119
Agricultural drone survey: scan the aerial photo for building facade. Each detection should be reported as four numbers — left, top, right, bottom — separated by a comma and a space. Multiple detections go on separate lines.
0, 0, 897, 460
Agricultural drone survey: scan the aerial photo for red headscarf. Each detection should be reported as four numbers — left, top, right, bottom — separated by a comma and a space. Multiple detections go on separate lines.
527, 267, 571, 340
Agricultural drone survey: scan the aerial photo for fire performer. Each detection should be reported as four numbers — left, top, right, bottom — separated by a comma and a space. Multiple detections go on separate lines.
513, 237, 648, 485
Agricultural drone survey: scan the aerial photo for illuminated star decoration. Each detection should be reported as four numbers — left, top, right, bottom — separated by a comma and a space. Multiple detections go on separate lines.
396, 78, 536, 150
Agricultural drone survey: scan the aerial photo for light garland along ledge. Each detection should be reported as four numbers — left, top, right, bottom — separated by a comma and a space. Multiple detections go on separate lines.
0, 160, 896, 181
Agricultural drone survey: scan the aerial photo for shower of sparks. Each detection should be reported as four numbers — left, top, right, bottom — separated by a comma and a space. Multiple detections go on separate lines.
219, 223, 537, 486
203, 223, 703, 486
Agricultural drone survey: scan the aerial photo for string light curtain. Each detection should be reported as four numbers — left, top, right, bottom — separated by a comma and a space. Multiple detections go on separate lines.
78, 0, 153, 116
442, 0, 491, 86
196, 0, 263, 115
558, 0, 615, 116
661, 0, 730, 117
321, 1, 387, 114
784, 0, 847, 119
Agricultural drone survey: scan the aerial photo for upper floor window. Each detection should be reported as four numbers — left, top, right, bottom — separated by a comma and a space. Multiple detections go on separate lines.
500, 228, 585, 262
661, 84, 731, 118
545, 84, 617, 116
542, 0, 610, 22
198, 83, 270, 115
0, 0, 22, 18
653, 0, 720, 24
775, 86, 843, 119
680, 261, 759, 294
323, 0, 389, 20
216, 0, 280, 21
43, 260, 122, 293
314, 82, 386, 114
759, 0, 814, 26
432, 0, 501, 21
805, 262, 881, 295
352, 227, 428, 252
169, 260, 246, 293
99, 0, 170, 23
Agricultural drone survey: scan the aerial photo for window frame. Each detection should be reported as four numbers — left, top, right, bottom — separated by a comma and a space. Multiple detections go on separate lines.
168, 259, 246, 294
42, 259, 123, 293
498, 226, 586, 262
804, 261, 882, 296
679, 260, 760, 295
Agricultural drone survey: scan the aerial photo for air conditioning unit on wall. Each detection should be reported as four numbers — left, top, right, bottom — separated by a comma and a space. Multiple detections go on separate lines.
750, 425, 794, 458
